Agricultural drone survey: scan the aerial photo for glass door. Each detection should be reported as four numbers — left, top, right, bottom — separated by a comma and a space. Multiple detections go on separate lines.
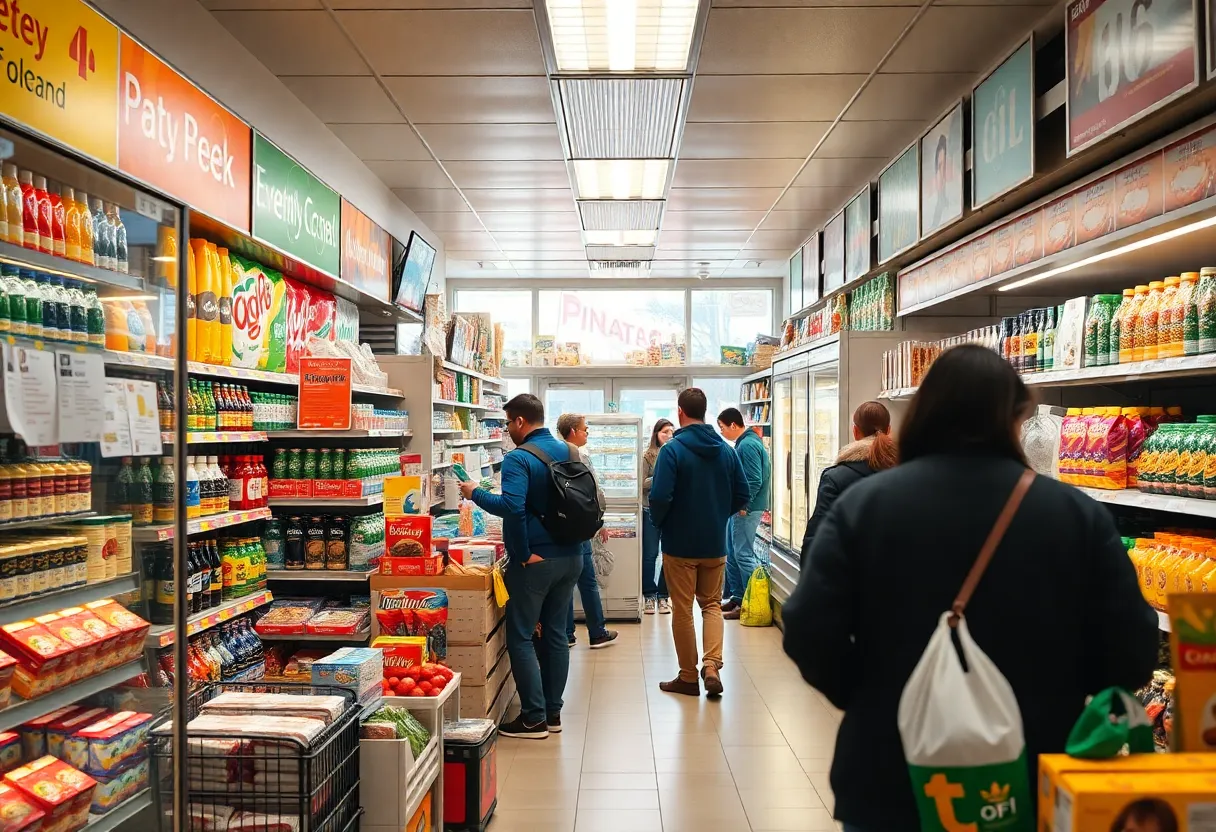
810, 368, 840, 523
773, 375, 792, 548
541, 381, 609, 432
611, 380, 681, 430
790, 371, 809, 553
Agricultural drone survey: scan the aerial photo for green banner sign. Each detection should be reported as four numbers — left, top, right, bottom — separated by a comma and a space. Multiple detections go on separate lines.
252, 133, 340, 276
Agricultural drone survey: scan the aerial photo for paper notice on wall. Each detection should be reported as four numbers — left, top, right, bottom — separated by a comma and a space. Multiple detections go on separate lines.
56, 352, 106, 443
2, 343, 58, 446
125, 380, 163, 457
102, 381, 133, 458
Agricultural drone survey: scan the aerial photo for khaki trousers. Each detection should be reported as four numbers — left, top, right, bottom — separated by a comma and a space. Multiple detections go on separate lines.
663, 555, 726, 683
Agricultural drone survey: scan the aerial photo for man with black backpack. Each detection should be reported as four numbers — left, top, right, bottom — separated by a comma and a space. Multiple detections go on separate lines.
459, 393, 601, 739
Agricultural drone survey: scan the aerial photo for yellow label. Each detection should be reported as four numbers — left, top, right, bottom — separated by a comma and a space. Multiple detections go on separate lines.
0, 0, 119, 166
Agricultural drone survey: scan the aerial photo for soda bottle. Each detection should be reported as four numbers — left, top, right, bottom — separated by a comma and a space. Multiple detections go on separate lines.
318, 449, 332, 479
288, 449, 303, 479
115, 458, 135, 514
185, 456, 201, 519
84, 285, 104, 347
152, 546, 174, 625
32, 175, 51, 255
47, 183, 65, 257
19, 270, 40, 340
303, 448, 317, 480
210, 456, 228, 514
63, 186, 80, 262
108, 204, 128, 274
332, 448, 347, 480
2, 164, 20, 246
4, 265, 24, 337
195, 542, 213, 611
207, 539, 223, 605
263, 517, 285, 569
133, 458, 154, 525
221, 538, 239, 600
91, 198, 112, 271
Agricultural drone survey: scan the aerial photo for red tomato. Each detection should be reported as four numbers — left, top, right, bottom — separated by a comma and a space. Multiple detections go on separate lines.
408, 688, 426, 697
419, 667, 435, 682
418, 681, 433, 694
405, 666, 423, 681
387, 677, 400, 688
439, 667, 454, 681
431, 676, 447, 691
399, 677, 417, 693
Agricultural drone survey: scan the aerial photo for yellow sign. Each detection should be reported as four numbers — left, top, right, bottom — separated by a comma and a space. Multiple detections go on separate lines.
0, 0, 119, 165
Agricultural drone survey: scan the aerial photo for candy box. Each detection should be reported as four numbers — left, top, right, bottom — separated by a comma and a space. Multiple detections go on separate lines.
31, 614, 96, 684
0, 623, 72, 700
311, 647, 383, 696
54, 609, 121, 673
88, 756, 147, 816
1047, 770, 1216, 831
386, 515, 432, 560
45, 709, 107, 760
0, 651, 17, 709
82, 602, 148, 664
19, 709, 79, 762
62, 712, 151, 777
371, 636, 428, 678
0, 733, 21, 774
5, 756, 95, 831
1167, 592, 1216, 751
0, 781, 45, 832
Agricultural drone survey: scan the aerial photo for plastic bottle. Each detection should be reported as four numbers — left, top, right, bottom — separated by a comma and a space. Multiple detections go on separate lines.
134, 458, 154, 525
197, 455, 215, 516
47, 184, 65, 258
188, 239, 209, 361
210, 456, 229, 514
83, 286, 104, 347
50, 276, 69, 342
62, 187, 80, 263
91, 198, 112, 270
217, 248, 233, 366
18, 170, 38, 251
1140, 281, 1165, 362
1159, 277, 1182, 358
19, 270, 39, 341
2, 164, 20, 246
75, 191, 94, 266
185, 456, 201, 519
154, 457, 175, 524
107, 203, 128, 274
32, 176, 51, 255
201, 242, 220, 364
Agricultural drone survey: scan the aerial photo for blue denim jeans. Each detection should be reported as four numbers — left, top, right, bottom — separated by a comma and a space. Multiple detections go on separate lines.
641, 508, 668, 600
724, 511, 764, 604
503, 555, 583, 724
566, 542, 608, 641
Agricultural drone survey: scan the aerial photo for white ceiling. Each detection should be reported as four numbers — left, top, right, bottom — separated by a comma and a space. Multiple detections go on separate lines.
201, 0, 1052, 280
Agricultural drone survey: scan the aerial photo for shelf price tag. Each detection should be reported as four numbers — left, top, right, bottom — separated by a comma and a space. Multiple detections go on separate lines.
297, 357, 352, 430
56, 351, 105, 443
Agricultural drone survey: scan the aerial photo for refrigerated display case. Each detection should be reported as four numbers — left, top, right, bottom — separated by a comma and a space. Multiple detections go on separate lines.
577, 414, 643, 620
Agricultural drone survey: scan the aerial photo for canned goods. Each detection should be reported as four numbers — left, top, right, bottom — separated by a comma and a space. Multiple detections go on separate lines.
303, 449, 317, 480
318, 449, 333, 479
332, 449, 347, 480
287, 449, 303, 480
272, 449, 288, 480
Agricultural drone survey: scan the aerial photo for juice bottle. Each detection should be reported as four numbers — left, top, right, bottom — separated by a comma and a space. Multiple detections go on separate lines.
75, 191, 94, 266
1159, 277, 1181, 358
1, 164, 19, 246
188, 239, 208, 362
217, 249, 233, 367
1139, 281, 1164, 361
62, 187, 80, 262
32, 176, 51, 255
1153, 534, 1180, 610
0, 169, 9, 243
47, 184, 65, 258
18, 170, 38, 251
200, 242, 220, 364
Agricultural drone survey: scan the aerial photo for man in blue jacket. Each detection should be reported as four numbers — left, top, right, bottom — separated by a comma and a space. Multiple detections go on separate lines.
459, 393, 582, 740
649, 388, 750, 697
717, 407, 772, 619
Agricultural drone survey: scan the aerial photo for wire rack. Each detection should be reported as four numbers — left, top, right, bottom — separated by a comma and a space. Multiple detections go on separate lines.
148, 682, 361, 832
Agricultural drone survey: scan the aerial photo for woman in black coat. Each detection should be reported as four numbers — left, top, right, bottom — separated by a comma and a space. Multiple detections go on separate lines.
782, 345, 1158, 832
799, 400, 896, 570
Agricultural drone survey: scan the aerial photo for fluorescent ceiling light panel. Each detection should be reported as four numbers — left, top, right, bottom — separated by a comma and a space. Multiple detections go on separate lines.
560, 78, 682, 158
590, 260, 652, 277
585, 244, 655, 260
545, 0, 699, 72
573, 159, 669, 200
583, 229, 658, 246
579, 200, 664, 231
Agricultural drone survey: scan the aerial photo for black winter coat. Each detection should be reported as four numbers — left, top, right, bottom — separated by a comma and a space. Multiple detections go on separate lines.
782, 452, 1158, 829
799, 437, 881, 570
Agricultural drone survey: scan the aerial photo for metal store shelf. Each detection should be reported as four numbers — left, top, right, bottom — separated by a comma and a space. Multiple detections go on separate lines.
1075, 486, 1216, 519
433, 399, 492, 410
267, 494, 384, 508
145, 590, 274, 647
266, 569, 375, 581
441, 360, 505, 386
0, 511, 97, 532
0, 239, 144, 291
0, 659, 145, 732
0, 572, 140, 621
446, 437, 503, 446
130, 507, 273, 542
268, 429, 411, 439
85, 790, 153, 832
161, 431, 268, 444
257, 630, 371, 642
740, 367, 773, 384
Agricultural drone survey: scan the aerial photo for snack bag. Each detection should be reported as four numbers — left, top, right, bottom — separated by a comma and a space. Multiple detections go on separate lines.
1087, 407, 1128, 490
335, 296, 359, 343
305, 286, 337, 343
282, 277, 310, 374
229, 254, 281, 370
374, 589, 449, 659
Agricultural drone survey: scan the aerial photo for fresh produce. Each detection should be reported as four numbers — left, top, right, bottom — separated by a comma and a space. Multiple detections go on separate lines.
378, 662, 453, 698
364, 705, 430, 756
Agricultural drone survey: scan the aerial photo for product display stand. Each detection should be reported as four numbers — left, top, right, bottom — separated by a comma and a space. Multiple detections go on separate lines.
381, 673, 461, 832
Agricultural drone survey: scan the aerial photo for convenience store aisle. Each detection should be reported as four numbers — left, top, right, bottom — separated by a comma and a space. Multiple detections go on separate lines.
488, 619, 842, 832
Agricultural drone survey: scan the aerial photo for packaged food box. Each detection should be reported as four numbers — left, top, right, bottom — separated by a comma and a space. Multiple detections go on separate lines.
385, 515, 432, 560
5, 756, 95, 831
383, 476, 425, 516
200, 693, 346, 725
1047, 770, 1216, 830
0, 651, 17, 709
0, 733, 20, 775
81, 602, 148, 664
372, 587, 450, 660
447, 542, 499, 568
371, 636, 428, 678
255, 599, 325, 635
55, 608, 121, 672
305, 609, 370, 636
45, 709, 107, 760
62, 712, 150, 777
399, 454, 423, 477
311, 647, 383, 696
379, 554, 443, 578
19, 708, 80, 761
0, 622, 72, 700
89, 756, 148, 816
0, 781, 45, 831
31, 614, 96, 684
1167, 592, 1216, 751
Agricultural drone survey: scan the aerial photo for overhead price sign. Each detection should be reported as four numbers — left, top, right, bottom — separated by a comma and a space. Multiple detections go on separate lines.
0, 0, 119, 166
118, 35, 251, 231
252, 132, 340, 276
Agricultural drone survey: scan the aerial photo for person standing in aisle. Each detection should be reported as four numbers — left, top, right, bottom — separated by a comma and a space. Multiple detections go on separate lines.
650, 388, 750, 697
717, 408, 772, 619
782, 345, 1158, 831
799, 401, 897, 570
642, 418, 674, 614
459, 394, 583, 740
556, 413, 619, 650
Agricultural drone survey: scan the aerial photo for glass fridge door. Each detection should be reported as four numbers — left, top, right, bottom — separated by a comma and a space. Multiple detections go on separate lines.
586, 417, 641, 500
809, 368, 840, 519
772, 375, 792, 548
790, 371, 809, 553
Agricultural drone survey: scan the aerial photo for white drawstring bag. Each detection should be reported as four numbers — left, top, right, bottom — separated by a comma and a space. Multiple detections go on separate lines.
897, 470, 1036, 832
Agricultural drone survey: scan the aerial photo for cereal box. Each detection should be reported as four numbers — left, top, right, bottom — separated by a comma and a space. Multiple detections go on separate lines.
5, 756, 95, 831
384, 515, 433, 574
1168, 593, 1216, 751
371, 635, 428, 679
0, 781, 45, 831
81, 602, 149, 664
311, 647, 383, 696
1048, 770, 1216, 831
0, 623, 72, 700
383, 476, 425, 516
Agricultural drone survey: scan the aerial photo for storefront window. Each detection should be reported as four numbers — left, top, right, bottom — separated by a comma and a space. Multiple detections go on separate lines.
690, 289, 774, 364
694, 377, 748, 433
537, 290, 684, 364
453, 290, 532, 365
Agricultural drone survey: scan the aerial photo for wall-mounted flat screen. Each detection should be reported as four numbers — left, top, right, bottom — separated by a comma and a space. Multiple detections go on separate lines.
393, 231, 436, 313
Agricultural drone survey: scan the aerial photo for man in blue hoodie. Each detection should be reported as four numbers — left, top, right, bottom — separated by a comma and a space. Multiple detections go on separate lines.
459, 393, 583, 740
649, 388, 750, 697
717, 407, 772, 619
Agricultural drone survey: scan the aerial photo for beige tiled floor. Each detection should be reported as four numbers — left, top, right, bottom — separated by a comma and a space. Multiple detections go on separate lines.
488, 615, 843, 832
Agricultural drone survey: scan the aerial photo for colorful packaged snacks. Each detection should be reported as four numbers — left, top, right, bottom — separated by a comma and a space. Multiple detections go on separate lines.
1085, 407, 1128, 489
5, 756, 95, 832
0, 734, 20, 775
89, 757, 147, 816
19, 708, 79, 761
0, 652, 15, 709
310, 647, 383, 696
61, 712, 151, 776
304, 608, 369, 636
81, 601, 148, 664
44, 709, 107, 759
371, 635, 428, 679
0, 622, 71, 700
0, 781, 45, 832
374, 588, 449, 659
254, 599, 324, 635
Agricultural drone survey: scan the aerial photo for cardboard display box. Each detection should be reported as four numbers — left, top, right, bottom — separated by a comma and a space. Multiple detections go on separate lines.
359, 735, 436, 831
444, 621, 507, 687
459, 651, 512, 720
372, 575, 503, 646
1047, 771, 1216, 831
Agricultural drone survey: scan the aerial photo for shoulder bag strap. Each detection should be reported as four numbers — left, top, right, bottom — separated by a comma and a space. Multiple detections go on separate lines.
948, 468, 1036, 628
517, 442, 552, 466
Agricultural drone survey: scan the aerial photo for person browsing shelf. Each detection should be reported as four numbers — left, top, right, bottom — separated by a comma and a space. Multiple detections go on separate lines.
642, 418, 674, 614
717, 408, 771, 619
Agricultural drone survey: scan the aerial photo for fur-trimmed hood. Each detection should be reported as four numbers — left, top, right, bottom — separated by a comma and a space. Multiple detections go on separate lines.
836, 436, 875, 464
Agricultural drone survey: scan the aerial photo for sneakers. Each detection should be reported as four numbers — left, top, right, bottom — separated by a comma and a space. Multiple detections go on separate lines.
589, 630, 619, 649
643, 598, 657, 615
546, 713, 562, 733
499, 715, 549, 740
723, 608, 741, 621
702, 666, 724, 697
721, 598, 740, 613
567, 636, 577, 647
658, 599, 671, 614
659, 676, 700, 696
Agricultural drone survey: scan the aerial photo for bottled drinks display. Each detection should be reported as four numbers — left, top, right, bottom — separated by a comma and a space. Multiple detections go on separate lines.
850, 273, 894, 332
278, 514, 363, 572
270, 447, 398, 484
186, 380, 254, 431
1082, 270, 1216, 368
251, 392, 298, 431
147, 535, 267, 624
1000, 307, 1058, 374
221, 455, 269, 512
154, 617, 267, 688
0, 264, 105, 345
351, 404, 409, 433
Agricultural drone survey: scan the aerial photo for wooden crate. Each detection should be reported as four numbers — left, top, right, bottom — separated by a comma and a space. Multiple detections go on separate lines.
444, 619, 506, 686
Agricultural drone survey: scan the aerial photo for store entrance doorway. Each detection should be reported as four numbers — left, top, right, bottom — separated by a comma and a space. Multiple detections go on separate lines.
539, 378, 683, 432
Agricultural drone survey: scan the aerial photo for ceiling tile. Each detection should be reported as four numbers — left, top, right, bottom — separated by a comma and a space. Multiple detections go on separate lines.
381, 76, 554, 124
441, 231, 501, 250
680, 123, 828, 159
335, 10, 545, 76
688, 75, 861, 122
498, 248, 585, 260
416, 124, 564, 161
463, 189, 576, 212
444, 160, 570, 189
392, 188, 469, 212
736, 248, 799, 260
884, 6, 1039, 74
281, 77, 402, 123
667, 188, 783, 211
415, 212, 483, 232
210, 11, 368, 75
327, 123, 429, 159
651, 259, 733, 267
793, 158, 885, 188
447, 249, 513, 260
748, 229, 814, 252
845, 73, 973, 121
817, 121, 925, 160
501, 260, 589, 270
480, 212, 582, 232
658, 230, 753, 250
364, 160, 452, 189
662, 211, 767, 231
758, 210, 832, 231
673, 159, 803, 189
654, 247, 740, 260
773, 186, 853, 212
698, 8, 916, 75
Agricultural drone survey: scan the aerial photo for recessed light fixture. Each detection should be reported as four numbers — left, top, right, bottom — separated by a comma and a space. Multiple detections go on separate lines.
583, 229, 658, 246
545, 0, 700, 73
573, 159, 669, 200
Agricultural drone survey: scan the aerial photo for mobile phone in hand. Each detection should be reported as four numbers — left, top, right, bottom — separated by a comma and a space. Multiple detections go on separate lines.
452, 463, 471, 482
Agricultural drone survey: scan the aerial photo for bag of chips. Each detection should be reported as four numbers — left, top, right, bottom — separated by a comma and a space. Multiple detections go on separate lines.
374, 589, 449, 659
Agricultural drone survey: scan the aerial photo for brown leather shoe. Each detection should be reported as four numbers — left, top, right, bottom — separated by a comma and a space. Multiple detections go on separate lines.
721, 599, 740, 613
701, 667, 724, 697
659, 677, 700, 697
723, 608, 741, 620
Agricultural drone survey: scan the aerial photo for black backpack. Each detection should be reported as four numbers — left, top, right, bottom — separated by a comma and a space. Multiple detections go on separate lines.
519, 442, 604, 544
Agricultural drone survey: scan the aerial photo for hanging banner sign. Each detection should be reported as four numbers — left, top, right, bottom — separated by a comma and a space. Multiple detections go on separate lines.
1066, 0, 1198, 155
297, 356, 352, 430
972, 38, 1035, 208
0, 0, 119, 166
252, 132, 340, 276
879, 143, 918, 263
118, 35, 251, 231
844, 184, 872, 285
341, 199, 390, 302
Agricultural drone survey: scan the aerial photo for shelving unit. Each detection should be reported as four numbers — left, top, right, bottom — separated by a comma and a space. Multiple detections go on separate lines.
86, 791, 154, 832
145, 590, 274, 647
265, 569, 375, 582
257, 630, 370, 642
267, 494, 385, 508
0, 659, 146, 732
131, 507, 273, 542
0, 573, 141, 621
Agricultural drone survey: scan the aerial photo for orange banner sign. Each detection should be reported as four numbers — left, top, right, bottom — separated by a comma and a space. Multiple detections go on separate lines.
341, 199, 390, 302
297, 357, 352, 430
118, 35, 251, 231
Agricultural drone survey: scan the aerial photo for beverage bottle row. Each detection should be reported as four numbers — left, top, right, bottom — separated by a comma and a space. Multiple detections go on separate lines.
282, 514, 349, 571
147, 538, 224, 621
251, 393, 298, 431
186, 238, 234, 367
186, 380, 254, 432
0, 265, 105, 345
271, 447, 398, 481
0, 164, 128, 273
157, 381, 176, 432
851, 274, 894, 332
1000, 307, 1058, 374
0, 456, 91, 523
174, 620, 265, 686
1089, 269, 1216, 367
222, 455, 269, 511
221, 536, 268, 599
